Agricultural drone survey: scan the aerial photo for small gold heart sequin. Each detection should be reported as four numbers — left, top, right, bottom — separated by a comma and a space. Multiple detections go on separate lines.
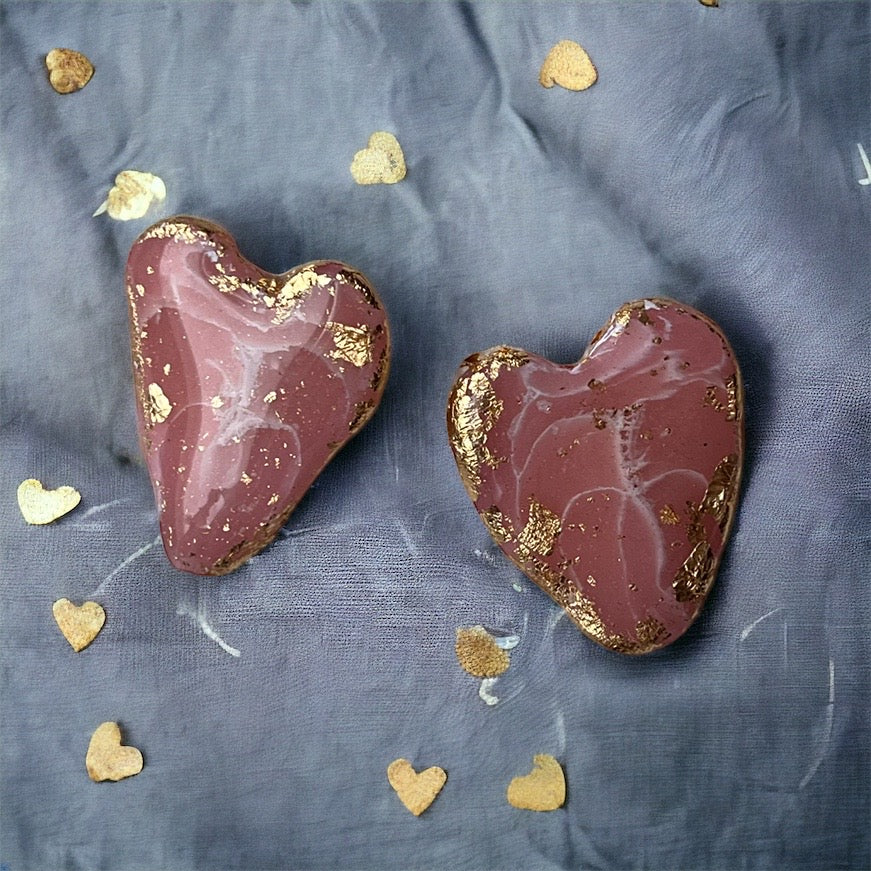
539, 40, 598, 91
387, 758, 446, 816
506, 754, 566, 811
350, 132, 406, 185
17, 478, 81, 525
52, 599, 105, 652
94, 170, 166, 221
45, 48, 94, 94
86, 722, 144, 782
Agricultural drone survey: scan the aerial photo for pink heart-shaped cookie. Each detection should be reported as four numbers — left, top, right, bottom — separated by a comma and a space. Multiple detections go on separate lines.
126, 217, 390, 575
448, 299, 743, 654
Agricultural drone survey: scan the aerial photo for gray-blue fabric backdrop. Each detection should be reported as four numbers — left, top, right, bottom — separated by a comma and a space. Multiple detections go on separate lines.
1, 2, 869, 869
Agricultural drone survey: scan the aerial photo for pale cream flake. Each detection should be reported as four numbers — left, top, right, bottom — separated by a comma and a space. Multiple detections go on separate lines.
351, 132, 407, 185
94, 171, 166, 221
147, 382, 172, 423
539, 41, 598, 91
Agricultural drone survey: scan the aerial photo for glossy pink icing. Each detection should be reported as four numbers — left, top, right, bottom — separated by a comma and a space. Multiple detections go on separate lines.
448, 299, 743, 653
126, 217, 389, 575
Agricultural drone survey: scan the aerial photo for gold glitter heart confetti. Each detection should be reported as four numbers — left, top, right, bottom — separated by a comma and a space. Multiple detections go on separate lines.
506, 754, 566, 811
539, 40, 598, 91
86, 722, 144, 782
45, 48, 94, 94
350, 132, 406, 185
387, 758, 446, 816
52, 599, 105, 652
94, 170, 166, 221
17, 478, 81, 525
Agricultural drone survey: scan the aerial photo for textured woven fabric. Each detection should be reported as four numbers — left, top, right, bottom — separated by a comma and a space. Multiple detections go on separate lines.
1, 2, 869, 869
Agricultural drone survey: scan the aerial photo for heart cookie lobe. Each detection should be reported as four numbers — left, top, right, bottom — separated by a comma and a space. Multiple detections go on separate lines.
447, 299, 743, 654
387, 758, 447, 816
17, 478, 81, 524
86, 722, 143, 782
507, 754, 566, 811
126, 217, 390, 575
52, 599, 105, 651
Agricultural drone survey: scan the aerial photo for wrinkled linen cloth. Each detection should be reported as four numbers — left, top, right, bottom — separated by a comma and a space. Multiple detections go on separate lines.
1, 2, 868, 869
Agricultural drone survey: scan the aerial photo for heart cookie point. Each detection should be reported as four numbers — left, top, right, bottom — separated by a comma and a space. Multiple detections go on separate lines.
448, 299, 743, 654
387, 758, 447, 816
507, 754, 566, 811
126, 217, 390, 576
52, 598, 105, 651
86, 722, 143, 782
17, 478, 81, 524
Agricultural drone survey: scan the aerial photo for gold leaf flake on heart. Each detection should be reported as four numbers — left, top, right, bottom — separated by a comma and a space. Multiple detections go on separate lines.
94, 171, 166, 221
17, 478, 81, 524
45, 48, 94, 94
86, 722, 144, 782
52, 599, 105, 652
507, 754, 566, 811
539, 40, 598, 91
387, 758, 446, 816
350, 132, 406, 185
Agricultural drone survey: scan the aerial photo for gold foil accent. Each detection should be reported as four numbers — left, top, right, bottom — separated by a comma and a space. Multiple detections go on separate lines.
515, 499, 562, 559
634, 616, 669, 646
587, 378, 606, 391
673, 541, 715, 602
447, 370, 504, 501
141, 221, 210, 245
725, 374, 739, 421
210, 396, 224, 408
147, 382, 172, 423
326, 322, 373, 368
240, 472, 252, 485
447, 346, 529, 499
208, 262, 274, 298
518, 557, 669, 654
481, 506, 514, 544
263, 391, 277, 404
614, 307, 632, 328
703, 385, 725, 412
700, 454, 738, 530
270, 269, 332, 325
480, 346, 530, 378
659, 505, 680, 526
349, 399, 375, 432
